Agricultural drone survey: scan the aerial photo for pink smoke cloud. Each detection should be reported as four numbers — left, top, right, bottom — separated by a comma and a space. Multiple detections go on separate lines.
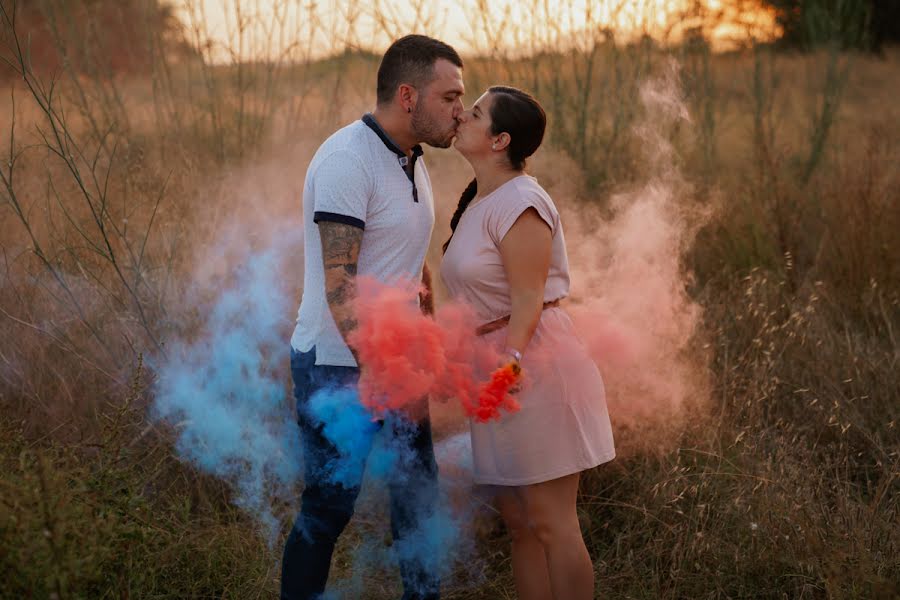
562, 62, 713, 442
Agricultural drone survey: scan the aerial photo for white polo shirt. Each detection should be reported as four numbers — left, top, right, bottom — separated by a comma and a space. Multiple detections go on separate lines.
290, 115, 435, 366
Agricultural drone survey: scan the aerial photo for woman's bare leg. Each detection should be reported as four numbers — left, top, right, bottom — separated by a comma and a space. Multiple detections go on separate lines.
518, 473, 594, 600
495, 489, 553, 600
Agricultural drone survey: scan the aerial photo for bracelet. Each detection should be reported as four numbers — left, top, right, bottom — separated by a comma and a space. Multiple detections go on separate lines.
506, 348, 522, 363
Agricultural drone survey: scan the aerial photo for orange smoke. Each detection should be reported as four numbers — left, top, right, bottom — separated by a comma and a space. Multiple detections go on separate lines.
472, 363, 522, 423
350, 277, 518, 422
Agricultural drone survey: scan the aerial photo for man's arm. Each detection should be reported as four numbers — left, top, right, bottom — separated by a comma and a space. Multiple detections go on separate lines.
419, 261, 434, 317
319, 221, 364, 357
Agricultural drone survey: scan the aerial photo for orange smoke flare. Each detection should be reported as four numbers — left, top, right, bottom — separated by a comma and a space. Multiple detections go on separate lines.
469, 362, 522, 423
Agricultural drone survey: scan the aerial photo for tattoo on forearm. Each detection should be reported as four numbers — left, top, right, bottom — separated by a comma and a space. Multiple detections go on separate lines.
338, 317, 359, 332
336, 262, 358, 276
419, 262, 434, 316
326, 284, 350, 306
319, 221, 363, 345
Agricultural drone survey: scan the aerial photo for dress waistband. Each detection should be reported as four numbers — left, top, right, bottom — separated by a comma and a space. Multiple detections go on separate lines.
475, 299, 561, 336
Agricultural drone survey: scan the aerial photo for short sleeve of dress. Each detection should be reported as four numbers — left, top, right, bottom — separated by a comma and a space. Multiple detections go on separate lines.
487, 183, 559, 246
311, 150, 372, 230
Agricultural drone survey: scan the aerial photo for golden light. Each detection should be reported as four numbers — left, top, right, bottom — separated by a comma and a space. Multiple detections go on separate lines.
174, 0, 782, 64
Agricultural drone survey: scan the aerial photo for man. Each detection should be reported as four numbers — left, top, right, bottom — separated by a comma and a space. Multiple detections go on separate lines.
281, 35, 465, 600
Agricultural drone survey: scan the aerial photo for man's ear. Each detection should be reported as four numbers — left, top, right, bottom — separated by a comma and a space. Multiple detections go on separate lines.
398, 83, 419, 113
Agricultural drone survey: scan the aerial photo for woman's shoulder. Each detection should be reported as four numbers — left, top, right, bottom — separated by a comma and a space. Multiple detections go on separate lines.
484, 175, 560, 243
508, 175, 559, 217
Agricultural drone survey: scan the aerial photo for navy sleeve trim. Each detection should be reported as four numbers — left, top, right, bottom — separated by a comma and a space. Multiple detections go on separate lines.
313, 211, 365, 230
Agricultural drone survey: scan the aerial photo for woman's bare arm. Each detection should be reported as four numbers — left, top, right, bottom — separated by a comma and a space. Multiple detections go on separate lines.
499, 208, 552, 358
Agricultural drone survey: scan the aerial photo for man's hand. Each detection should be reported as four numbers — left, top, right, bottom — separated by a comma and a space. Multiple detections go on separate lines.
320, 221, 363, 358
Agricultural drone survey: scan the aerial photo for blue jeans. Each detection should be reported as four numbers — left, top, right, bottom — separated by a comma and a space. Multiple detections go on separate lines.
280, 347, 441, 600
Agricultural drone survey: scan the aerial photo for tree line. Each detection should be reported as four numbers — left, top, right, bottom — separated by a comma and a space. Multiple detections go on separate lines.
763, 0, 900, 51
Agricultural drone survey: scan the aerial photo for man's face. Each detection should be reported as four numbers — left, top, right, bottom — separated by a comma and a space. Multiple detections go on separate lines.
411, 58, 465, 148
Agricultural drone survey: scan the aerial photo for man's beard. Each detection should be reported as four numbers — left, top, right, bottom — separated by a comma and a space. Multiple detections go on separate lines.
411, 105, 454, 148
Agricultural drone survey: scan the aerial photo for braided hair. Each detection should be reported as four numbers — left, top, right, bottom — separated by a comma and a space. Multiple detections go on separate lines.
442, 178, 477, 253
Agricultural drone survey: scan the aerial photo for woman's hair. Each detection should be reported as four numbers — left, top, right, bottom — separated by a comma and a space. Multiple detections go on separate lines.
442, 86, 546, 253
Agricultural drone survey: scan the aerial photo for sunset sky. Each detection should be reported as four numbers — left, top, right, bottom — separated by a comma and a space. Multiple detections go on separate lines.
174, 0, 781, 63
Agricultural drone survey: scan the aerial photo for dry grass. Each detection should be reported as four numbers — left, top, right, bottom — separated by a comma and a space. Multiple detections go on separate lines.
0, 3, 898, 597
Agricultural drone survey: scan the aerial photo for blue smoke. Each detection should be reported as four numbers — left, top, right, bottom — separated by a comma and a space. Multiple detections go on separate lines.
304, 387, 383, 487
304, 390, 480, 597
150, 226, 485, 592
151, 230, 302, 539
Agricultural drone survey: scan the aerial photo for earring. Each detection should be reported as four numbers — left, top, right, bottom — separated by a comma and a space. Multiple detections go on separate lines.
407, 107, 411, 113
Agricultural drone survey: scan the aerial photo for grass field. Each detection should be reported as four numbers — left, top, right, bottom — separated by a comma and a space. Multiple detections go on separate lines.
1, 3, 898, 598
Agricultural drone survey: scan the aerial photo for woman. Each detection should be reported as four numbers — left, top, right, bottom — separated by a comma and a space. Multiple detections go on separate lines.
440, 86, 616, 600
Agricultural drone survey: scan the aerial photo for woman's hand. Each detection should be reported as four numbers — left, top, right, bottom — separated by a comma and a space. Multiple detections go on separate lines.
493, 355, 522, 395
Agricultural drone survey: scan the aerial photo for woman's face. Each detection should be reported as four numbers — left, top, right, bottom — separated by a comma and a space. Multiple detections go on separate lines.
453, 91, 496, 158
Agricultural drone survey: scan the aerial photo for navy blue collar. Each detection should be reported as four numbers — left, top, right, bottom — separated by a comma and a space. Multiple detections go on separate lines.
362, 113, 423, 202
362, 113, 423, 157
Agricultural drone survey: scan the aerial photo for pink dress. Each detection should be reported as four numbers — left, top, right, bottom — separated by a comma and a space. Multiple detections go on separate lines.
440, 175, 616, 486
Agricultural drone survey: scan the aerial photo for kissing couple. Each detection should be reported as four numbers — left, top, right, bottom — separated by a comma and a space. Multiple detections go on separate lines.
281, 34, 616, 600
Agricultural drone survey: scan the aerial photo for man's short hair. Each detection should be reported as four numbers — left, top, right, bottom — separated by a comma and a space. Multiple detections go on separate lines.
376, 35, 463, 105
